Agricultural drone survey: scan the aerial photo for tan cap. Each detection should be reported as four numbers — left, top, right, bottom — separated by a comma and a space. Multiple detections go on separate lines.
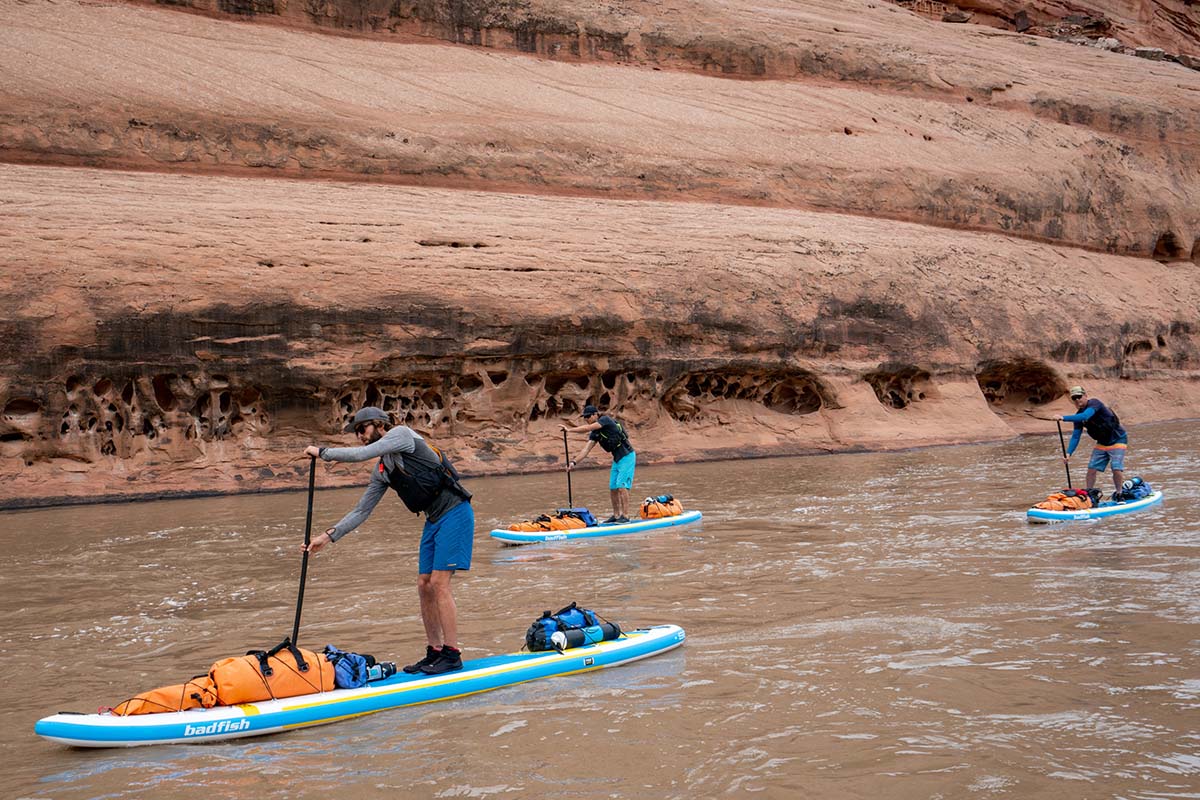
1068, 386, 1085, 398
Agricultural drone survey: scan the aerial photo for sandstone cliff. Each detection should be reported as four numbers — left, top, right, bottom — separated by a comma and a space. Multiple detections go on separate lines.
0, 0, 1197, 507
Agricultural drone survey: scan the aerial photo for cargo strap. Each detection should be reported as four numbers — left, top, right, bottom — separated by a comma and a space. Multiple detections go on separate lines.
248, 638, 310, 676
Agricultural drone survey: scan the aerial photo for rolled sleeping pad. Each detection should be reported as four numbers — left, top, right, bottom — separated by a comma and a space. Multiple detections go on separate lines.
554, 623, 622, 650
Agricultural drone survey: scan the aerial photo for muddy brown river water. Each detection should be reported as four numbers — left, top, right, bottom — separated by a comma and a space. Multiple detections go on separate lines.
2, 422, 1198, 799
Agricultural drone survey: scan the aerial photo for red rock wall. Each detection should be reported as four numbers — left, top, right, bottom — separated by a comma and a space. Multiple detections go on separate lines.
3, 163, 1198, 507
0, 0, 1198, 507
138, 0, 1200, 62
956, 0, 1200, 52
4, 1, 1198, 259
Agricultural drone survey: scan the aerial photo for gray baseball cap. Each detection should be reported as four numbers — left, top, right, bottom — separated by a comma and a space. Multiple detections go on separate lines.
343, 406, 389, 433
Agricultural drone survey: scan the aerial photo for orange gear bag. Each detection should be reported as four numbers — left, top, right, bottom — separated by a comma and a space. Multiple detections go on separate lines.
640, 496, 684, 519
510, 510, 590, 531
1034, 490, 1092, 511
547, 512, 587, 530
111, 675, 219, 716
209, 641, 335, 706
509, 514, 555, 532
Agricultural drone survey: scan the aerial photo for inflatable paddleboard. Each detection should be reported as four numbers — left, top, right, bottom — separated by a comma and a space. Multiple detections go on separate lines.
35, 624, 685, 748
1026, 490, 1163, 524
490, 510, 703, 544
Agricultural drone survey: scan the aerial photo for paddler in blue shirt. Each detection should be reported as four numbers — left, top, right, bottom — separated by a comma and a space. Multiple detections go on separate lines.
561, 404, 637, 524
1054, 386, 1130, 496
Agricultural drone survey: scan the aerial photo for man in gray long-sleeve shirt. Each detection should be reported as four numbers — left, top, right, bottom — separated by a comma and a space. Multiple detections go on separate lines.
302, 406, 474, 675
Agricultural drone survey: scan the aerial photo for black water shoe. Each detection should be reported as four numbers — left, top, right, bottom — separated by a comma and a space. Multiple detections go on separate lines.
615, 516, 630, 523
403, 646, 441, 674
420, 646, 463, 675
601, 515, 618, 524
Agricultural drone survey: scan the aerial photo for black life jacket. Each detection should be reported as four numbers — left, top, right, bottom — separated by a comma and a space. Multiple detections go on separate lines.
593, 417, 633, 460
382, 440, 470, 514
1081, 401, 1124, 446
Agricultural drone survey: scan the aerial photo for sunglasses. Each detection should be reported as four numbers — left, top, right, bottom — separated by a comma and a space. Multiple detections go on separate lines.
354, 422, 376, 435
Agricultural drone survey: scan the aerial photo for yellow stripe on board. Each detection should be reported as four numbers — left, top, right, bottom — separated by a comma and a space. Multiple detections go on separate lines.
279, 662, 611, 731
279, 634, 645, 714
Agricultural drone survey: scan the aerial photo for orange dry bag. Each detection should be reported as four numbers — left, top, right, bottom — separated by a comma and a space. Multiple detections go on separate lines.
509, 510, 589, 531
640, 495, 684, 519
1034, 489, 1092, 511
209, 640, 334, 706
547, 512, 588, 530
509, 514, 553, 532
111, 675, 219, 716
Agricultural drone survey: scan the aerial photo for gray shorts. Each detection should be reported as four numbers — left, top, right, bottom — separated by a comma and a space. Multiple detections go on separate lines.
1087, 445, 1126, 472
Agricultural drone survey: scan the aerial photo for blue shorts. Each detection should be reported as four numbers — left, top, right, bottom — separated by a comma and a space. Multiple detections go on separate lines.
1088, 445, 1127, 472
610, 451, 636, 490
418, 501, 474, 574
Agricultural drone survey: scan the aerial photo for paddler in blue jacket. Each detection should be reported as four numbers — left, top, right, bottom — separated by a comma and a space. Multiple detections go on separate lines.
1054, 386, 1129, 496
301, 406, 474, 676
561, 404, 637, 523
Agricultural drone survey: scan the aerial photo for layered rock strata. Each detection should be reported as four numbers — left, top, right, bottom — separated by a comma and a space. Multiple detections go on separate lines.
0, 0, 1197, 507
2, 0, 1197, 259
2, 164, 1197, 507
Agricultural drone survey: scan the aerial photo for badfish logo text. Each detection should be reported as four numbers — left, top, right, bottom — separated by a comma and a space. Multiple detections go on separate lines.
184, 719, 251, 737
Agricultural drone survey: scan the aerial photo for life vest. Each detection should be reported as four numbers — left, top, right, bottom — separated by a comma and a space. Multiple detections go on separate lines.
591, 417, 634, 460
208, 640, 335, 706
110, 675, 218, 716
383, 440, 471, 514
1079, 400, 1125, 446
640, 494, 683, 519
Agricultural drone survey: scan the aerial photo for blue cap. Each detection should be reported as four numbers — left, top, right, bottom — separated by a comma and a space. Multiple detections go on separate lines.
582, 404, 599, 417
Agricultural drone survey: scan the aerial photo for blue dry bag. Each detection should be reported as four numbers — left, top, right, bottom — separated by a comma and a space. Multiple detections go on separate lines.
1115, 476, 1152, 502
323, 645, 376, 689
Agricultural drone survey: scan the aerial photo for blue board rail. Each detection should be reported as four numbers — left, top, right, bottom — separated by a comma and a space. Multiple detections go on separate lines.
36, 624, 686, 748
1026, 490, 1164, 524
490, 510, 703, 544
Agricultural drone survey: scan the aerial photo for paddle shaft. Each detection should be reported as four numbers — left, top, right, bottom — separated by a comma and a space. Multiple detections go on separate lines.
291, 456, 316, 647
563, 430, 573, 508
1056, 420, 1073, 489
